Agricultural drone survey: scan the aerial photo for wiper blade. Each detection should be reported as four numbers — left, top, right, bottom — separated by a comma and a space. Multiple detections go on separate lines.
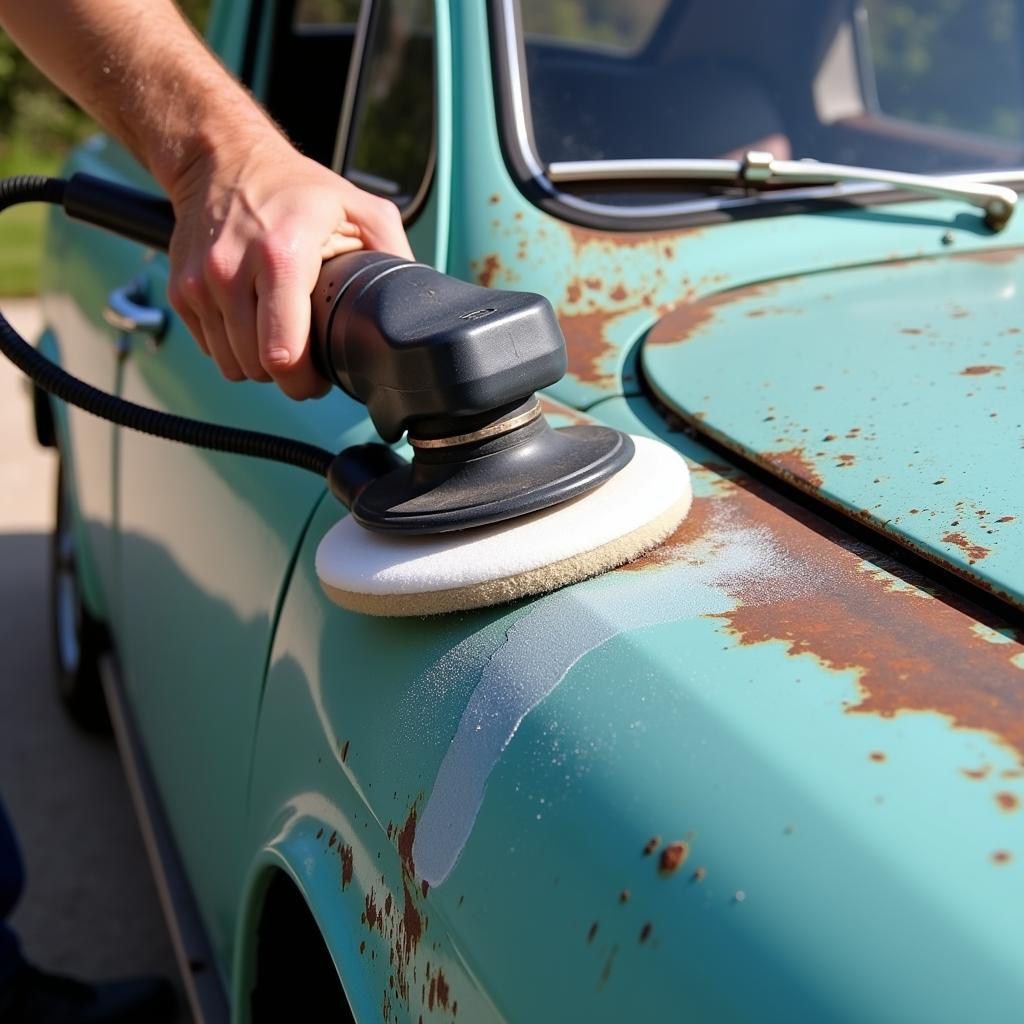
546, 151, 1018, 231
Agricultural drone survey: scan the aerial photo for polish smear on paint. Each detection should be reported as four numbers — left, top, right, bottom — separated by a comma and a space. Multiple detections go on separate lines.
413, 515, 805, 887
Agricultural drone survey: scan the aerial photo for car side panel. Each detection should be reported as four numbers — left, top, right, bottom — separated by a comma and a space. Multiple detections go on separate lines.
38, 148, 154, 625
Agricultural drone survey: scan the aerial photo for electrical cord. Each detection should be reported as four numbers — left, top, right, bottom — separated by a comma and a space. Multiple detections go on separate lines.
0, 174, 336, 478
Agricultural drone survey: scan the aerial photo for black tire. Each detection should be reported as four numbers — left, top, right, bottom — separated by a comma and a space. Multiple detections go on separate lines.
50, 454, 110, 732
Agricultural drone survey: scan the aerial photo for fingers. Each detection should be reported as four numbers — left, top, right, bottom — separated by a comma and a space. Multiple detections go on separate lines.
165, 156, 414, 401
204, 242, 271, 382
255, 239, 331, 400
349, 192, 414, 259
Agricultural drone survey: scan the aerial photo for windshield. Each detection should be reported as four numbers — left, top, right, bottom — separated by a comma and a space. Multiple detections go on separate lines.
509, 0, 1024, 198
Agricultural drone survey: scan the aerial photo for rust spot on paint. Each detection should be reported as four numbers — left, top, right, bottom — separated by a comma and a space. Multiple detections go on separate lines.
565, 279, 582, 304
642, 836, 661, 856
836, 454, 856, 468
759, 448, 825, 489
963, 765, 991, 780
610, 283, 628, 301
992, 850, 1013, 864
364, 890, 383, 933
473, 253, 501, 288
398, 806, 417, 878
434, 970, 450, 1010
557, 310, 619, 386
707, 476, 1024, 764
421, 879, 429, 898
401, 881, 422, 963
900, 328, 923, 335
692, 867, 707, 882
341, 740, 350, 762
659, 841, 689, 875
329, 831, 337, 848
598, 945, 619, 989
340, 845, 353, 890
942, 532, 991, 564
869, 751, 887, 762
961, 365, 1004, 376
384, 892, 393, 916
639, 922, 653, 943
316, 827, 324, 839
996, 792, 1020, 812
488, 193, 500, 204
646, 283, 775, 346
619, 889, 630, 903
566, 223, 702, 254
959, 247, 1023, 264
997, 516, 1016, 523
587, 921, 599, 944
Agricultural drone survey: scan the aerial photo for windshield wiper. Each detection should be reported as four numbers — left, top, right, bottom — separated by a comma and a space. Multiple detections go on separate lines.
546, 151, 1018, 231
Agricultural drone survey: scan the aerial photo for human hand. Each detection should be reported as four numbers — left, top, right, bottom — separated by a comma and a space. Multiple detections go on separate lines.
165, 132, 413, 399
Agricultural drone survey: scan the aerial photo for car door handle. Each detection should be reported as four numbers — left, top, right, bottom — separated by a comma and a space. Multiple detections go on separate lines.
103, 279, 167, 342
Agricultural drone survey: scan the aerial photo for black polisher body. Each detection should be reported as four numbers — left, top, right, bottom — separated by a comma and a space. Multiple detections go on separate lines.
313, 252, 635, 534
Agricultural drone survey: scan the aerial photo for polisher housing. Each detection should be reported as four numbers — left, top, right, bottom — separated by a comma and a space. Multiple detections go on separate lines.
311, 252, 636, 534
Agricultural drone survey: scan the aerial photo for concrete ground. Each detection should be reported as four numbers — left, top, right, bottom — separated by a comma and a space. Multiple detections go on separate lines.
0, 299, 186, 1018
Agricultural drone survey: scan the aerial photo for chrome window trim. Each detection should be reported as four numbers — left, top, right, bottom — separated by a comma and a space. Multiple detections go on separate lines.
331, 0, 376, 174
489, 0, 1024, 231
333, 0, 437, 225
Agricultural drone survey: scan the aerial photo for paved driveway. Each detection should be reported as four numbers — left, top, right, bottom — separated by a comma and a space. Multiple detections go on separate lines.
0, 299, 185, 1017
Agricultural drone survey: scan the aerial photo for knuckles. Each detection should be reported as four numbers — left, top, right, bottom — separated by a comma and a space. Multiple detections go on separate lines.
203, 244, 243, 292
255, 234, 302, 281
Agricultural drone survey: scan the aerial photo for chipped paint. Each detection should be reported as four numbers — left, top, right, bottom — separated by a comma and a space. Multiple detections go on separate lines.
406, 421, 1024, 894
759, 448, 825, 489
646, 283, 776, 347
641, 245, 1024, 607
960, 365, 1005, 376
704, 480, 1024, 762
659, 841, 689, 875
941, 532, 990, 564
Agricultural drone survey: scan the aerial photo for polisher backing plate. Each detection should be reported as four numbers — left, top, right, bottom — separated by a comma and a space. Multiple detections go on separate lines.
316, 435, 692, 617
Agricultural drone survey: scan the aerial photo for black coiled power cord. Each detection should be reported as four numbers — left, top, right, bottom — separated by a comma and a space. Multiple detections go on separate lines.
0, 173, 336, 478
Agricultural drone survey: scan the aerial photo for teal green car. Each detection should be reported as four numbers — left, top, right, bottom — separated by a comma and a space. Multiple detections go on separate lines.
32, 0, 1024, 1020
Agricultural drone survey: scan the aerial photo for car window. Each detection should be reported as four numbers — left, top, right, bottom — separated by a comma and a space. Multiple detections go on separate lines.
862, 0, 1024, 143
257, 0, 362, 167
519, 0, 669, 54
341, 0, 436, 211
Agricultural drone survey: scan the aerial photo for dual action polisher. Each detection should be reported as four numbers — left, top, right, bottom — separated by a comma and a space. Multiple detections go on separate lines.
0, 173, 692, 616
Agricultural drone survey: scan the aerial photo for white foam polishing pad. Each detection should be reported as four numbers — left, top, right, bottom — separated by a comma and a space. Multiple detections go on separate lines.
315, 435, 692, 617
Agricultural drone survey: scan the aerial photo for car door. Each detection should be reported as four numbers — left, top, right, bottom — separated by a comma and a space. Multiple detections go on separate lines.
112, 0, 441, 972
112, 0, 363, 970
39, 141, 156, 629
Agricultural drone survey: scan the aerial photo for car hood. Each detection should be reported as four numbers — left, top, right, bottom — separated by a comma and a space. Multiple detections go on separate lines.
641, 247, 1024, 611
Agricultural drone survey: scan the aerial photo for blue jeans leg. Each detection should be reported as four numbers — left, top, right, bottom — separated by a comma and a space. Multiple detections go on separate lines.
0, 798, 24, 985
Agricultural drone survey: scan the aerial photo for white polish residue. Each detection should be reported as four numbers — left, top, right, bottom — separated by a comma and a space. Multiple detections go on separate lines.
413, 517, 803, 887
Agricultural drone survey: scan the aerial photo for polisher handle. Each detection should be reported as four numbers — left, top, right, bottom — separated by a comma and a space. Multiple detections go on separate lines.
311, 251, 568, 443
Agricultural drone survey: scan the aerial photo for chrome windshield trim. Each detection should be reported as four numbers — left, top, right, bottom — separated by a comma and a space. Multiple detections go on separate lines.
549, 159, 740, 183
549, 155, 1018, 229
493, 0, 1024, 230
542, 180, 930, 221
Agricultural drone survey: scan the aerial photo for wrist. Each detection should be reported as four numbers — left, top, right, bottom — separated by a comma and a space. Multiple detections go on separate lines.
150, 92, 284, 205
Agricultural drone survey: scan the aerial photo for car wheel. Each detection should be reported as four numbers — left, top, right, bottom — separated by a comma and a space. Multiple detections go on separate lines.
51, 454, 110, 732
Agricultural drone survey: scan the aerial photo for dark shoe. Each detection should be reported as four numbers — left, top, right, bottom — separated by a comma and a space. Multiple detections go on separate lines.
0, 962, 176, 1023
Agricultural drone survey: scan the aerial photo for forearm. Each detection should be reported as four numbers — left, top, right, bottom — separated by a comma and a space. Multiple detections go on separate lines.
0, 0, 412, 399
0, 0, 273, 193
